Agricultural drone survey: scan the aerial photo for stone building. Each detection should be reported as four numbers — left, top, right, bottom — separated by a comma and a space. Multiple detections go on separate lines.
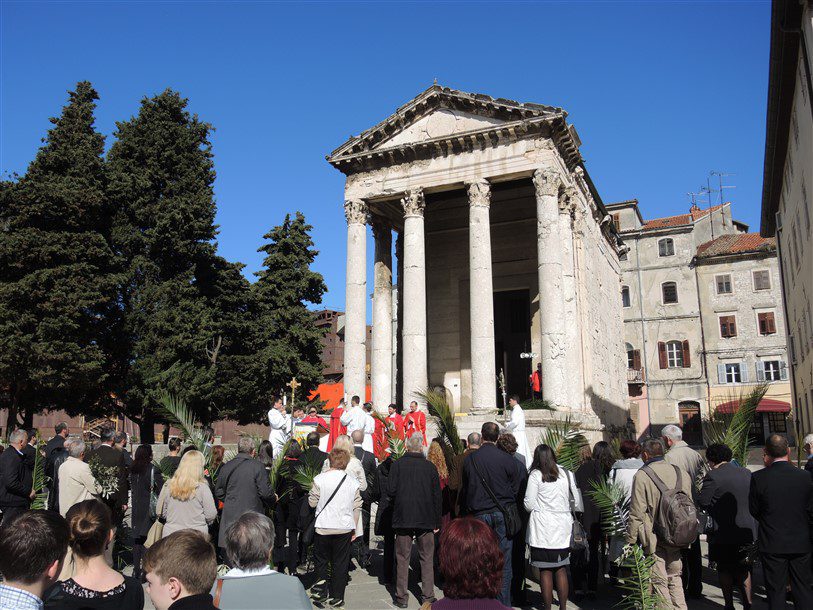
609, 199, 791, 444
326, 85, 629, 434
313, 309, 372, 383
761, 0, 813, 438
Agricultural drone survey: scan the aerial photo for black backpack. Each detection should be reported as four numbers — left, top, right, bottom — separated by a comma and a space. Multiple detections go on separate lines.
642, 464, 698, 548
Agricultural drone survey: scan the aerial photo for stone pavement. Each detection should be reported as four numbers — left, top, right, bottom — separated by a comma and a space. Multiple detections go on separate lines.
140, 536, 795, 609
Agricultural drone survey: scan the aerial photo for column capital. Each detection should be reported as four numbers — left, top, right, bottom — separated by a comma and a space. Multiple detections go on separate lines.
558, 186, 578, 214
401, 188, 425, 218
532, 167, 562, 198
466, 179, 491, 208
344, 199, 369, 225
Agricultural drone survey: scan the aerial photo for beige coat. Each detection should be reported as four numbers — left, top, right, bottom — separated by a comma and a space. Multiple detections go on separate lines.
664, 441, 705, 488
58, 456, 102, 516
626, 458, 693, 554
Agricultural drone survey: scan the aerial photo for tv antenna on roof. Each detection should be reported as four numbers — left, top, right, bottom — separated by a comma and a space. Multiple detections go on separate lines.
710, 171, 736, 206
686, 191, 706, 206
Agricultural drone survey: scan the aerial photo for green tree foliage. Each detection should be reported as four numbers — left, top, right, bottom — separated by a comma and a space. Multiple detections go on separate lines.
251, 212, 326, 408
107, 89, 253, 439
0, 82, 117, 432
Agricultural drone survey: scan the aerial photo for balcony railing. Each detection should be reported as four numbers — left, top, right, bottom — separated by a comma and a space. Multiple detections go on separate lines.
627, 367, 645, 384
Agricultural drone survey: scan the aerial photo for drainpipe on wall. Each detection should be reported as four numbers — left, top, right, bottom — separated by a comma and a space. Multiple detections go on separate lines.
693, 259, 712, 446
634, 238, 652, 437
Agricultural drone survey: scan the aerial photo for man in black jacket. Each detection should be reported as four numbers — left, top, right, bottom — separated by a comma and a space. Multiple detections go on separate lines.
462, 421, 520, 607
0, 429, 35, 524
352, 429, 376, 566
749, 434, 813, 609
45, 422, 69, 483
387, 433, 441, 609
87, 426, 129, 564
214, 436, 276, 561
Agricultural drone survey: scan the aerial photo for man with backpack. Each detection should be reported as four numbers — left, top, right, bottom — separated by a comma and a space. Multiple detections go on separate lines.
627, 438, 696, 610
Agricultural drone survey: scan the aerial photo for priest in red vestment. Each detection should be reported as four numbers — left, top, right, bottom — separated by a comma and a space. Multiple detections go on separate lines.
403, 400, 427, 446
386, 403, 405, 440
328, 398, 347, 451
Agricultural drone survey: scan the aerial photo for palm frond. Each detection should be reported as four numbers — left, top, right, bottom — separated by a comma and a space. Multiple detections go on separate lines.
416, 389, 464, 455
703, 383, 768, 465
269, 439, 292, 489
371, 411, 406, 460
153, 459, 175, 481
542, 417, 589, 472
615, 544, 663, 610
31, 439, 47, 510
293, 460, 323, 492
587, 478, 629, 538
157, 392, 211, 465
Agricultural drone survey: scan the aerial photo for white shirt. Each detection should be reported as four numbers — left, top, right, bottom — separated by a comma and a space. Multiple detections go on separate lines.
340, 405, 367, 434
268, 408, 291, 454
505, 404, 530, 468
223, 565, 276, 579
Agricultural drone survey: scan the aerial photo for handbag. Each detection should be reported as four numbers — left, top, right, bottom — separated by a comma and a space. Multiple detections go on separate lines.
566, 470, 589, 554
148, 466, 158, 520
144, 489, 166, 549
302, 474, 348, 547
470, 455, 522, 539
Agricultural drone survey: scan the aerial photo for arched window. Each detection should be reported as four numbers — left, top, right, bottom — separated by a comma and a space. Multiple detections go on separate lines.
662, 281, 678, 304
666, 340, 684, 367
621, 285, 631, 308
658, 238, 675, 257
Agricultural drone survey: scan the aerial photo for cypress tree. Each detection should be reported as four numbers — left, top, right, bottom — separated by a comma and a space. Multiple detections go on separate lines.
107, 89, 235, 441
0, 82, 116, 432
252, 212, 327, 407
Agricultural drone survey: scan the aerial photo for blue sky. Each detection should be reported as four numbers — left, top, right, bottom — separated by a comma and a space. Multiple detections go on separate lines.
2, 1, 770, 312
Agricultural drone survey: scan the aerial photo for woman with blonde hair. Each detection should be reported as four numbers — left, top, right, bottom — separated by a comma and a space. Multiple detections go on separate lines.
156, 449, 217, 538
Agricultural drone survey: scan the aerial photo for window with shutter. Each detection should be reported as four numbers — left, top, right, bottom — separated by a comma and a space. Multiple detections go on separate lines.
632, 349, 642, 371
720, 315, 737, 338
753, 270, 771, 291
658, 238, 675, 257
658, 342, 668, 369
758, 312, 777, 335
621, 286, 631, 308
781, 361, 789, 380
613, 213, 621, 232
662, 282, 678, 304
763, 360, 781, 381
756, 361, 765, 382
724, 363, 742, 383
682, 340, 691, 367
666, 340, 684, 368
717, 363, 727, 384
715, 274, 732, 294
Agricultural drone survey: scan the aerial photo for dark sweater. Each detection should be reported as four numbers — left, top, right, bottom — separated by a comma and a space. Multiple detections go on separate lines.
169, 593, 219, 610
462, 444, 519, 515
387, 452, 442, 530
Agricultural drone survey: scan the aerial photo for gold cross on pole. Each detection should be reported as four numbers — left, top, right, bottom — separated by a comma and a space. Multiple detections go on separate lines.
287, 377, 301, 408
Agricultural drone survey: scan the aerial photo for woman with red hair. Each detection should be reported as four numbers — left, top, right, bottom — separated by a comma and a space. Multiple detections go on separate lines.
434, 517, 511, 609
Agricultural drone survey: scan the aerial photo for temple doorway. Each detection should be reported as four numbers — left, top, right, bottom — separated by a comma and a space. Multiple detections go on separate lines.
494, 289, 532, 405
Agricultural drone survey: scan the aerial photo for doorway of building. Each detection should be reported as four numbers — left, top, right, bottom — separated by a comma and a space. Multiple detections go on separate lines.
494, 289, 532, 407
678, 401, 703, 446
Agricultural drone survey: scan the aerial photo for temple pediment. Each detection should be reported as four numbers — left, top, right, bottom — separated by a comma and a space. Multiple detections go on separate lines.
327, 84, 576, 175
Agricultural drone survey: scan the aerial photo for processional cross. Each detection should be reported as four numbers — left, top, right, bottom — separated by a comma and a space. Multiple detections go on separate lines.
287, 377, 301, 408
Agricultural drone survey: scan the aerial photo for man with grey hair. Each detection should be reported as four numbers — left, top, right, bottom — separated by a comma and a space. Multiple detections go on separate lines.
387, 433, 441, 608
58, 439, 102, 516
449, 432, 482, 518
803, 433, 813, 477
661, 424, 704, 598
214, 512, 311, 609
628, 438, 693, 610
0, 429, 35, 524
215, 436, 276, 560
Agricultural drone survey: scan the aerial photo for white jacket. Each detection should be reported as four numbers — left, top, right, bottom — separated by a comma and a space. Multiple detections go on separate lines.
524, 468, 574, 550
310, 469, 361, 531
340, 405, 367, 435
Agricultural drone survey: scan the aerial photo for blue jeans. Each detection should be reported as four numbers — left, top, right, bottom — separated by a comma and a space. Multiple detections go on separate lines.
477, 511, 512, 606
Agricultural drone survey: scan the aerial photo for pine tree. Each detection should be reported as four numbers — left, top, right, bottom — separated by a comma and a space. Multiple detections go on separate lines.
107, 89, 245, 441
0, 82, 117, 433
252, 212, 327, 408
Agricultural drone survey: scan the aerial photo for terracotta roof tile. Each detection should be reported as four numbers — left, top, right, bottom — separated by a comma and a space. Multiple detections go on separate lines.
696, 233, 777, 258
640, 205, 724, 230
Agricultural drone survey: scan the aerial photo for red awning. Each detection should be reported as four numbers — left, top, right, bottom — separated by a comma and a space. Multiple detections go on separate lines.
716, 398, 791, 415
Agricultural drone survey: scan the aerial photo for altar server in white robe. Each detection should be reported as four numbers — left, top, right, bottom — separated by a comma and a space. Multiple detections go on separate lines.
267, 397, 291, 457
340, 395, 366, 438
505, 395, 530, 468
361, 402, 376, 454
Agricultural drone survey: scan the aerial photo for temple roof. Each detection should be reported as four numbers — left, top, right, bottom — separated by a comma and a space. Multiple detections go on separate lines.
326, 84, 585, 177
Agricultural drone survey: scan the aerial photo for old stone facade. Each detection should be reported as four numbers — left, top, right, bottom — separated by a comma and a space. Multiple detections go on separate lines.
610, 199, 791, 443
313, 309, 372, 382
761, 0, 813, 439
326, 85, 628, 434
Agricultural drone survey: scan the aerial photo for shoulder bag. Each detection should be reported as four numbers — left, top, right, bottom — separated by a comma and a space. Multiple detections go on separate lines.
144, 488, 166, 549
566, 469, 589, 554
148, 466, 158, 520
302, 474, 348, 547
470, 455, 521, 538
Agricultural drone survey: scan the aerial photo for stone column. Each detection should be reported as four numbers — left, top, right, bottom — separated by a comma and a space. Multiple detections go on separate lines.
559, 187, 584, 410
400, 189, 428, 407
343, 199, 369, 402
533, 168, 568, 410
371, 222, 393, 413
467, 179, 497, 411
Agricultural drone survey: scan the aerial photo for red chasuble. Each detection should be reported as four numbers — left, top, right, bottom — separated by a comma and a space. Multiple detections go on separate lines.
404, 410, 427, 446
328, 407, 347, 451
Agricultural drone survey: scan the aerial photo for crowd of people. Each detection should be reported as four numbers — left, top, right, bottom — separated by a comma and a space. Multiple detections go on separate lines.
2, 403, 813, 610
